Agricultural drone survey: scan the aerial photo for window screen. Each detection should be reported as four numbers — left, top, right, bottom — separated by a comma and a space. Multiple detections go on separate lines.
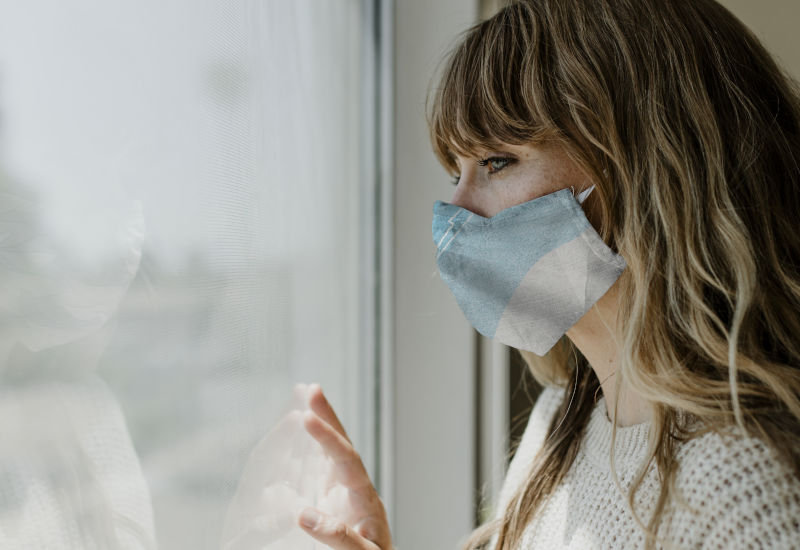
0, 1, 374, 548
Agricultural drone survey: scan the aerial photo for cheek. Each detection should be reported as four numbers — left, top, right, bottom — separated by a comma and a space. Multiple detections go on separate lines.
504, 173, 566, 205
581, 194, 605, 234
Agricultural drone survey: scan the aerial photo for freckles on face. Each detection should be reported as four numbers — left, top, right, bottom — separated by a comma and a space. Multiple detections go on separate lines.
449, 142, 590, 218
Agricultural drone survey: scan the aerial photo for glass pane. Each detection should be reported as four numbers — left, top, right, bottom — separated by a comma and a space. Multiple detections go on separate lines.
0, 1, 368, 548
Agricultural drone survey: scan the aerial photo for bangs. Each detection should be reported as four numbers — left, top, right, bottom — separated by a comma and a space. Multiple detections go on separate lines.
427, 3, 562, 174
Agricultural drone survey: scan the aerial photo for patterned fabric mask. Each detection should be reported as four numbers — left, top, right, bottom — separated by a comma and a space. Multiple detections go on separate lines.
432, 186, 625, 355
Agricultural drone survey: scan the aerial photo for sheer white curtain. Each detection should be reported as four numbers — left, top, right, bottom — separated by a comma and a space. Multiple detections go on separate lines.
0, 1, 369, 548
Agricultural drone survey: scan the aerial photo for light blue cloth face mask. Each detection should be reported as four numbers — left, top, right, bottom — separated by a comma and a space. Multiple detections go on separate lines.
432, 186, 626, 356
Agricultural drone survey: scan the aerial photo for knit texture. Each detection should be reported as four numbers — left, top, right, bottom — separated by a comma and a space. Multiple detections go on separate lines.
0, 377, 156, 549
493, 385, 800, 549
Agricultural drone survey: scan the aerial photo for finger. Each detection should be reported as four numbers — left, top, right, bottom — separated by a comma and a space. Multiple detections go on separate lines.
271, 409, 304, 439
233, 415, 306, 506
302, 410, 371, 490
245, 410, 304, 473
222, 483, 299, 550
222, 483, 308, 550
291, 383, 309, 410
249, 409, 304, 460
307, 383, 352, 443
297, 507, 379, 550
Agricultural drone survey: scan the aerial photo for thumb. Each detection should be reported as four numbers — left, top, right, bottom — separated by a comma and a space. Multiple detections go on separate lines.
297, 507, 379, 550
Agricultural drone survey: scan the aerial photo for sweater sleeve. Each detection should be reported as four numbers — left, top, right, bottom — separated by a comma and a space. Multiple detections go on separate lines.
493, 385, 566, 520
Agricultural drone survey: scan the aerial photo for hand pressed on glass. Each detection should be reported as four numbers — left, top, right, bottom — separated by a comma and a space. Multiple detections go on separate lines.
221, 383, 393, 550
297, 383, 394, 550
222, 384, 329, 549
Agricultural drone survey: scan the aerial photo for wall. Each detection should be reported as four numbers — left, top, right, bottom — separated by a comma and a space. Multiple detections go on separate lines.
392, 1, 480, 549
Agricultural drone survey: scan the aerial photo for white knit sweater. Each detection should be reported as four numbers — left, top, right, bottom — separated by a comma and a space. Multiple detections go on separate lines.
0, 377, 156, 549
492, 385, 800, 549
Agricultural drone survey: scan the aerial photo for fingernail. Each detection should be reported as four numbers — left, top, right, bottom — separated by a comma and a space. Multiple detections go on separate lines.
299, 508, 320, 529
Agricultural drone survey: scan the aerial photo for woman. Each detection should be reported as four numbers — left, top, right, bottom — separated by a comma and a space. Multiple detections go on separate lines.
296, 0, 800, 548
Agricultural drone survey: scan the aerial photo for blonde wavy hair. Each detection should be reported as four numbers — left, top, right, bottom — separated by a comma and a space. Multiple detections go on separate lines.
427, 0, 800, 548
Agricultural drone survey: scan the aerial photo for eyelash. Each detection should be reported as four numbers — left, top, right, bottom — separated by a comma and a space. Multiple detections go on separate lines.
451, 156, 515, 185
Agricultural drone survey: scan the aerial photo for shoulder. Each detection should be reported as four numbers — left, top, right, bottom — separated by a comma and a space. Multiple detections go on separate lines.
513, 384, 566, 462
527, 384, 566, 432
494, 385, 566, 516
667, 429, 800, 549
674, 428, 799, 504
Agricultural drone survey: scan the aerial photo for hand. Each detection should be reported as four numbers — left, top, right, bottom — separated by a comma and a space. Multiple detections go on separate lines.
221, 384, 330, 550
296, 384, 394, 550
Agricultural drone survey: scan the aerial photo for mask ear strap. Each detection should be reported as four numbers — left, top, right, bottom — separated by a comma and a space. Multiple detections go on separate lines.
576, 184, 596, 204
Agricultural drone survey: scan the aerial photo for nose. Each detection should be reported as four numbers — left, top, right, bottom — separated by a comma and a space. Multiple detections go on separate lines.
450, 171, 491, 217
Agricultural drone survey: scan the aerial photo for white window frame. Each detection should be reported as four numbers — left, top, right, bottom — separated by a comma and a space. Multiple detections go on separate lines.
378, 2, 508, 548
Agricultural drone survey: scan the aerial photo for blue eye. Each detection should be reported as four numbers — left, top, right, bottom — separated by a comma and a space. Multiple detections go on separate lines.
477, 156, 513, 173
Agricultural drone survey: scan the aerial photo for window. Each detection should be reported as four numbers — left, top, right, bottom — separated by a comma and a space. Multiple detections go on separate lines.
0, 1, 379, 548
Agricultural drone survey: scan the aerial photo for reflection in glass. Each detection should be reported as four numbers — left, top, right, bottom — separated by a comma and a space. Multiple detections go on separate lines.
0, 1, 367, 548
